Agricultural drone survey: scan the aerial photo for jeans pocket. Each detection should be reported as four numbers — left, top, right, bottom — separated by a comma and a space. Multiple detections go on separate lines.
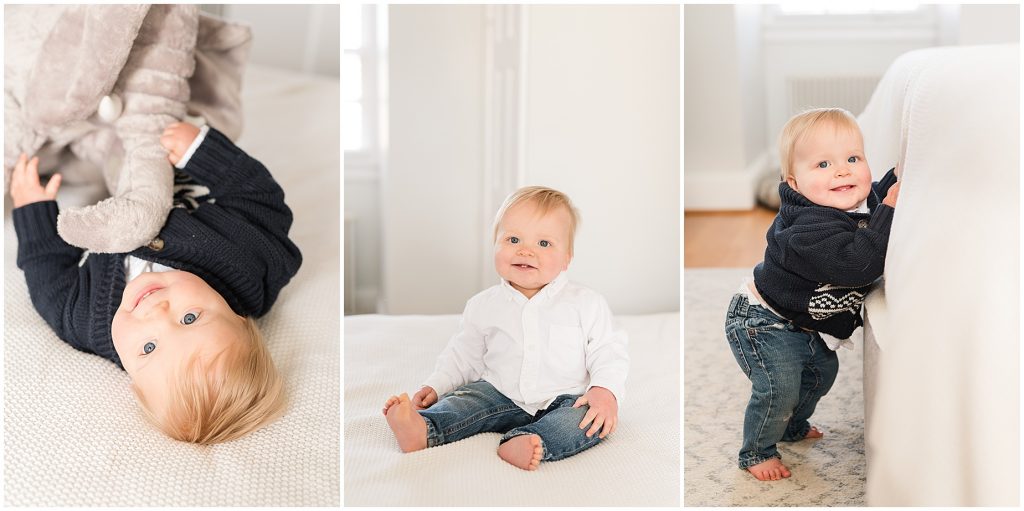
726, 327, 753, 377
744, 315, 785, 330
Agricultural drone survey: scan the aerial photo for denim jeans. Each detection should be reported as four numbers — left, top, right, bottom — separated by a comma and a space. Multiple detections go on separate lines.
724, 293, 839, 469
418, 380, 601, 462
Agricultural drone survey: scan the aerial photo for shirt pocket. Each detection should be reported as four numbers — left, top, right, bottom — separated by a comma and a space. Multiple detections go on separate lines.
547, 324, 588, 381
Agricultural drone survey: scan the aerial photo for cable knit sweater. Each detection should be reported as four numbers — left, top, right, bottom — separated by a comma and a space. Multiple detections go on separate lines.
12, 127, 302, 369
753, 168, 897, 338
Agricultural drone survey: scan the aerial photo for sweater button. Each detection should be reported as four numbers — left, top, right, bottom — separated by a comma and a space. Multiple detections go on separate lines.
146, 238, 165, 251
857, 220, 868, 228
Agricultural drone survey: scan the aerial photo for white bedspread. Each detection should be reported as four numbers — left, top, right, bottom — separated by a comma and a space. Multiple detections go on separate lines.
344, 312, 680, 506
859, 44, 1019, 506
3, 66, 340, 506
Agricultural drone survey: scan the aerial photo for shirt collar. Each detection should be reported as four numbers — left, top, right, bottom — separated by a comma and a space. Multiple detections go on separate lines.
847, 198, 869, 214
500, 271, 569, 303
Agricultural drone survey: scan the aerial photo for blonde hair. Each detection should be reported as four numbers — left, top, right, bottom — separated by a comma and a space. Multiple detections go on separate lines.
133, 316, 286, 445
778, 107, 861, 180
492, 186, 581, 255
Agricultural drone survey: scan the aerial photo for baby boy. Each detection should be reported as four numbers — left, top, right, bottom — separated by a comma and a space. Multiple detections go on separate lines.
383, 186, 629, 470
726, 107, 899, 481
10, 122, 302, 444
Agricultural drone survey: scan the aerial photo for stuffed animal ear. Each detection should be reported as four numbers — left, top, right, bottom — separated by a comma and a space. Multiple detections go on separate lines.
189, 13, 253, 141
24, 5, 149, 129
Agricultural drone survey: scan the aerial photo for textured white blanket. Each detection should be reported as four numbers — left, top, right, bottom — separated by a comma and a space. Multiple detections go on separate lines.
3, 66, 340, 506
859, 44, 1019, 506
344, 312, 680, 506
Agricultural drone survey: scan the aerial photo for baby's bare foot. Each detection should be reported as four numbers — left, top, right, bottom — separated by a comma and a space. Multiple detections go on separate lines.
384, 393, 428, 453
497, 434, 543, 471
382, 395, 400, 416
746, 458, 792, 481
804, 426, 823, 439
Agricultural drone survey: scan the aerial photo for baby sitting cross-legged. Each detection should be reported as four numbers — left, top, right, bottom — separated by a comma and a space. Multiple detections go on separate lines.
383, 186, 629, 470
10, 121, 302, 444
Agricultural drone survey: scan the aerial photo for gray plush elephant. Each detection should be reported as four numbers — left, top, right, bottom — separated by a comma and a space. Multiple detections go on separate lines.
4, 4, 251, 253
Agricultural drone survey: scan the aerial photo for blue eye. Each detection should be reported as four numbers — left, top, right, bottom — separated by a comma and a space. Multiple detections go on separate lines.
539, 240, 550, 248
143, 341, 156, 355
181, 312, 198, 325
847, 156, 858, 163
509, 236, 519, 244
817, 161, 829, 169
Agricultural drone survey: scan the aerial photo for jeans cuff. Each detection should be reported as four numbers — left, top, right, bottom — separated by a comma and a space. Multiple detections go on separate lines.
782, 423, 811, 442
422, 413, 442, 448
738, 452, 782, 469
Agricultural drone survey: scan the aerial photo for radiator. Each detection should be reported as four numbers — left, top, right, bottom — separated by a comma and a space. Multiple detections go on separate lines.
785, 75, 881, 118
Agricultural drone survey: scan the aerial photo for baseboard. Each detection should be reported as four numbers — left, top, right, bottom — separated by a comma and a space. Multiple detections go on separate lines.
684, 152, 769, 211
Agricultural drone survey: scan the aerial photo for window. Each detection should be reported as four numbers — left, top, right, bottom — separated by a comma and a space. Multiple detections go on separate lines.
762, 4, 939, 41
342, 4, 381, 162
776, 3, 922, 16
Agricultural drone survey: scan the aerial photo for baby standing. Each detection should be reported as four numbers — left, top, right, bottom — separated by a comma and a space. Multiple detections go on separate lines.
725, 108, 900, 481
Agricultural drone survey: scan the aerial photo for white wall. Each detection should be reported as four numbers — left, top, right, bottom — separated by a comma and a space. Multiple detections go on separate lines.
524, 5, 679, 314
344, 177, 382, 314
735, 5, 767, 166
959, 4, 1019, 44
683, 5, 759, 210
382, 5, 486, 314
217, 4, 340, 77
381, 5, 680, 315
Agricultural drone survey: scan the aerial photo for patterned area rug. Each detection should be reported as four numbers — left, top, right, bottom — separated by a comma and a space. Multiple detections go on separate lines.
684, 268, 866, 506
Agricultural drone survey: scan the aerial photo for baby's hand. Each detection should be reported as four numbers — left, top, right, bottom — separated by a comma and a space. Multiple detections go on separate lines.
883, 181, 900, 208
574, 386, 618, 439
411, 386, 438, 410
9, 154, 61, 208
160, 122, 200, 165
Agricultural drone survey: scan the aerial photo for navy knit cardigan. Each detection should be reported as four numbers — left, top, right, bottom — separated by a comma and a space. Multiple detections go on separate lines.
13, 127, 303, 369
753, 168, 898, 338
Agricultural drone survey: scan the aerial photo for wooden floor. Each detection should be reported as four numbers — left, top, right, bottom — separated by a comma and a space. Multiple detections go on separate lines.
684, 207, 777, 268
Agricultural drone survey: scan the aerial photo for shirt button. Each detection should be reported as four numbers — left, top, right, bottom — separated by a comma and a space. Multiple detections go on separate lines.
147, 238, 165, 251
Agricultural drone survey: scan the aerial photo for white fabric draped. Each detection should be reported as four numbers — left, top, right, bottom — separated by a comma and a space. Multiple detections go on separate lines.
860, 44, 1019, 506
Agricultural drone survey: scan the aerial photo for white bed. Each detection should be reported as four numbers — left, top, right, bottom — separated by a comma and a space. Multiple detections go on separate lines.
3, 65, 340, 506
343, 312, 680, 506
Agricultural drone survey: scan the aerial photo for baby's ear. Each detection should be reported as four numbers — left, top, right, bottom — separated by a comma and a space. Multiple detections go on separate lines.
786, 175, 799, 191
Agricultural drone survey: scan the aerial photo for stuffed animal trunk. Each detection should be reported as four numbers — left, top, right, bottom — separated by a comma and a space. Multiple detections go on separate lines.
4, 4, 250, 253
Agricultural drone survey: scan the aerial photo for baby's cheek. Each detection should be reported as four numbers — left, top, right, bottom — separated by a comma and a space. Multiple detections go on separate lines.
110, 313, 132, 354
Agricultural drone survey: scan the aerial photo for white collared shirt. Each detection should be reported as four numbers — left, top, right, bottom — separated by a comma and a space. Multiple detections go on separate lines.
124, 256, 175, 280
423, 272, 629, 415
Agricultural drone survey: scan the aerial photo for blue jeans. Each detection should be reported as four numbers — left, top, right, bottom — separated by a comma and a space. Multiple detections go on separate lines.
724, 293, 839, 469
418, 380, 602, 462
